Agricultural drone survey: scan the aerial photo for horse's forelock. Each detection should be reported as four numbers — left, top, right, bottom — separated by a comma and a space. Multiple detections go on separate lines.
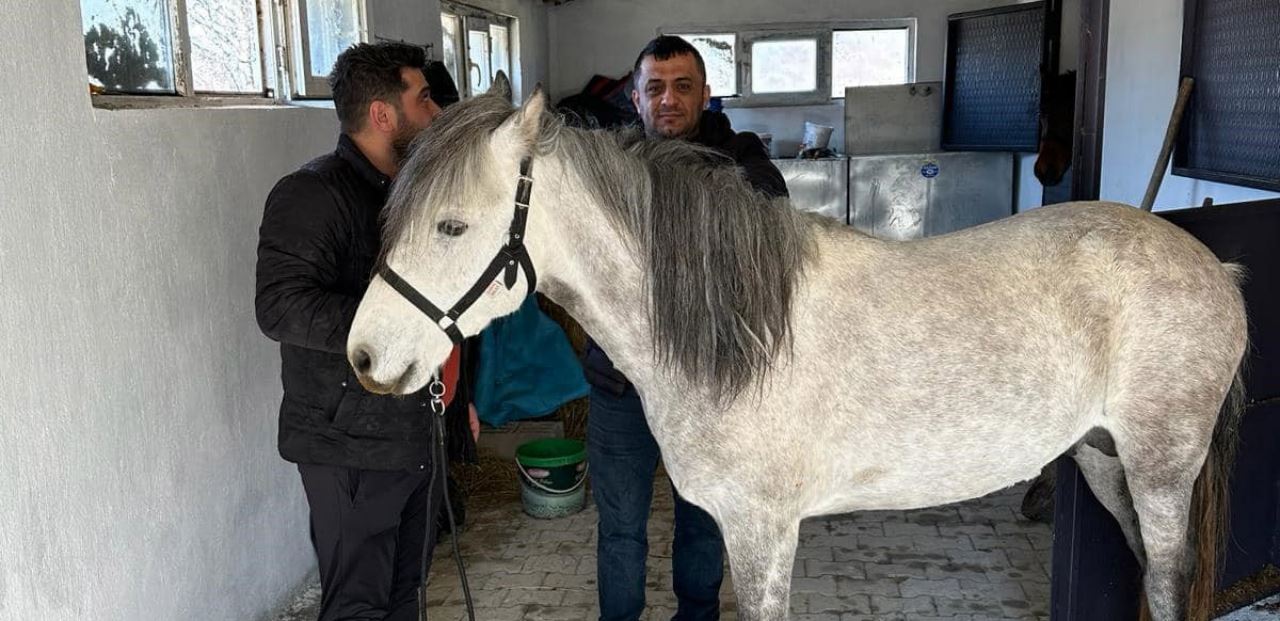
379, 94, 520, 266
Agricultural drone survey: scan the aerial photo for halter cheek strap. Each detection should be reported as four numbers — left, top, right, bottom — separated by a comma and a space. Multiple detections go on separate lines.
379, 156, 537, 346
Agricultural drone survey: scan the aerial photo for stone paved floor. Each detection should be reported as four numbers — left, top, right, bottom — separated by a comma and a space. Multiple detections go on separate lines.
278, 476, 1055, 620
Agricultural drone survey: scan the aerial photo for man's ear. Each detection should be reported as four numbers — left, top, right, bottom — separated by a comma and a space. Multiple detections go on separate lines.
702, 83, 711, 110
368, 99, 398, 134
492, 85, 547, 155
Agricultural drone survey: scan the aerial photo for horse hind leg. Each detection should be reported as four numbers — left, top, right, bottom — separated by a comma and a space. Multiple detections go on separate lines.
718, 511, 801, 621
1111, 396, 1224, 621
1071, 430, 1146, 565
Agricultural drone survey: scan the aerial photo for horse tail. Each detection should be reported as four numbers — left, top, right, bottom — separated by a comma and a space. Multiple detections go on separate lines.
1187, 263, 1248, 621
1186, 366, 1244, 621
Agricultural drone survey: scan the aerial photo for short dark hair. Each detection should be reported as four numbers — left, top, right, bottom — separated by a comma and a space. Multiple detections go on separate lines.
632, 35, 706, 87
328, 42, 427, 133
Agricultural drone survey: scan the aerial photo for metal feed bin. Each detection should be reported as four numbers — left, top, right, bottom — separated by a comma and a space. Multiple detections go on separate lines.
773, 158, 849, 223
848, 152, 1015, 240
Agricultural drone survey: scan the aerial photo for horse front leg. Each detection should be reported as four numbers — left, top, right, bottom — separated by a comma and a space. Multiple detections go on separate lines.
719, 511, 801, 621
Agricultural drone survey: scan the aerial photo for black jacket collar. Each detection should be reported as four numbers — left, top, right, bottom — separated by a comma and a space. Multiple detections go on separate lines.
337, 133, 392, 192
690, 110, 736, 150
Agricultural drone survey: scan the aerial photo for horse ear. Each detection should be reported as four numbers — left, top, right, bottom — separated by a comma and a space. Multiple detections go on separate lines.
490, 71, 512, 100
494, 85, 547, 153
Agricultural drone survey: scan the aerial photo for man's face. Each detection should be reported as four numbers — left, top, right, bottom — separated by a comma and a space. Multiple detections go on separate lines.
392, 66, 442, 162
631, 53, 711, 139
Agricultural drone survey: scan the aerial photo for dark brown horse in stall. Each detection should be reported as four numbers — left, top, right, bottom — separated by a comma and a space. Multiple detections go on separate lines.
1035, 70, 1078, 187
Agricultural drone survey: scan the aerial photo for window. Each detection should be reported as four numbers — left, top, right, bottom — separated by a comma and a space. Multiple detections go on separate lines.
467, 29, 492, 94
831, 28, 911, 97
293, 0, 367, 98
663, 20, 915, 107
441, 14, 461, 87
80, 0, 369, 103
188, 0, 264, 94
442, 3, 517, 100
1173, 0, 1280, 191
490, 25, 510, 87
671, 33, 736, 97
751, 39, 818, 94
82, 0, 180, 94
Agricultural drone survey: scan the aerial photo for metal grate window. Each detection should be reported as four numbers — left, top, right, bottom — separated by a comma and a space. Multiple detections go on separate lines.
1174, 0, 1280, 192
942, 3, 1047, 152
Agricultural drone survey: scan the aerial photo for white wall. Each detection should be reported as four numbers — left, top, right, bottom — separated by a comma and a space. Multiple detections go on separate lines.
1101, 0, 1278, 210
0, 2, 546, 621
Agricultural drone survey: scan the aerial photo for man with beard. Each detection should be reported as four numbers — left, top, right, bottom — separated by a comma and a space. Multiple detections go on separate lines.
255, 42, 477, 621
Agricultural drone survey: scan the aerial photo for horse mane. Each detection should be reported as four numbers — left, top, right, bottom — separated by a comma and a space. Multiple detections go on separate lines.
384, 93, 814, 401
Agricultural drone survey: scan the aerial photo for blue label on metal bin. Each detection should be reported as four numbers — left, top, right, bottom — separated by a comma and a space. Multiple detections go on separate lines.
921, 162, 940, 178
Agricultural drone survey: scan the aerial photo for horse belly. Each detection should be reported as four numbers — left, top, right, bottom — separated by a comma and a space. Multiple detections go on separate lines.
799, 395, 1095, 516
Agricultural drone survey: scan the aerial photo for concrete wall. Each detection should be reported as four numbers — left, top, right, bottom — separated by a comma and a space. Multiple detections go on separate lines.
1100, 0, 1278, 209
0, 2, 545, 620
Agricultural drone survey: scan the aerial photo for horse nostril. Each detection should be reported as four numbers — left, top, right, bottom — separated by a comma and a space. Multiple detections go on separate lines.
352, 347, 373, 375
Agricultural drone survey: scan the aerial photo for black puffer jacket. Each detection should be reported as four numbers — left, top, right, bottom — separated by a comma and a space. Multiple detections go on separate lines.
582, 111, 789, 394
255, 135, 474, 471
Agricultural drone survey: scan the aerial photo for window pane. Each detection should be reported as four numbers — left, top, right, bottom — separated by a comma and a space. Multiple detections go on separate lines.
467, 30, 491, 95
306, 0, 361, 78
188, 0, 263, 93
81, 0, 176, 93
490, 25, 510, 86
751, 39, 817, 94
832, 29, 910, 97
442, 14, 461, 87
671, 33, 736, 97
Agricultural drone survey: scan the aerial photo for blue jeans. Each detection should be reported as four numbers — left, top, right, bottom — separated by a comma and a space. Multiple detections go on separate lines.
588, 385, 724, 621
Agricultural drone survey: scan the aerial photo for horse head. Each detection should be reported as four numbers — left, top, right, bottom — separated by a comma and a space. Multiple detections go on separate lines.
1034, 70, 1077, 187
347, 74, 549, 395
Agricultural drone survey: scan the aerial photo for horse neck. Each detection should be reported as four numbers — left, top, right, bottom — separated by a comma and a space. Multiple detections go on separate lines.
529, 156, 657, 387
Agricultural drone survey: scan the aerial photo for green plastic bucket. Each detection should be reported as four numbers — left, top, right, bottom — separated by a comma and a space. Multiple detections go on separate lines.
516, 438, 588, 519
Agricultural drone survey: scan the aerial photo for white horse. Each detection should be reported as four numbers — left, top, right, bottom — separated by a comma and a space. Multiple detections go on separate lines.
348, 81, 1246, 621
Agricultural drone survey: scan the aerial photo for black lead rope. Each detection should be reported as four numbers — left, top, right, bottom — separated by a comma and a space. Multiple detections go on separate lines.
407, 158, 536, 621
420, 379, 475, 621
381, 156, 537, 346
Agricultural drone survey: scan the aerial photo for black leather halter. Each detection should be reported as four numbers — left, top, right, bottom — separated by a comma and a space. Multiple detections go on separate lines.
379, 156, 537, 345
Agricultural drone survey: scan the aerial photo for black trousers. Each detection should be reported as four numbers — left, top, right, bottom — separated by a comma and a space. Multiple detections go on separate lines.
298, 463, 444, 621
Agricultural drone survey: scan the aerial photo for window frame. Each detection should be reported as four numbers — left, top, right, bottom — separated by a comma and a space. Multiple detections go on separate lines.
740, 29, 828, 106
442, 1, 517, 101
662, 20, 917, 108
829, 21, 916, 99
84, 0, 370, 107
289, 0, 369, 99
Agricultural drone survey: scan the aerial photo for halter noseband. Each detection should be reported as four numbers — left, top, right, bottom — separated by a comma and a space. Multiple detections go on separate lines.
379, 156, 537, 345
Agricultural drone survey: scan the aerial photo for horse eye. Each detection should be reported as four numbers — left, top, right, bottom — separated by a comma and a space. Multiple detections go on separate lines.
437, 219, 468, 237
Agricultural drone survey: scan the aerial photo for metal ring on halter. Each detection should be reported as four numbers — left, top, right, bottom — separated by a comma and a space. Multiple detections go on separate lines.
428, 379, 446, 397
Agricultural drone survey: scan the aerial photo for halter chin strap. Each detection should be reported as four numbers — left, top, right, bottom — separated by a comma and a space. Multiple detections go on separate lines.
379, 156, 537, 346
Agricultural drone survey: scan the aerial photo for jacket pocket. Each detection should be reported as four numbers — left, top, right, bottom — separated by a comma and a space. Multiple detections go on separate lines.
330, 377, 366, 432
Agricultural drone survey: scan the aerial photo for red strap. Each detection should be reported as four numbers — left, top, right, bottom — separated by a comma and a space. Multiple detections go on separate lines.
439, 345, 461, 408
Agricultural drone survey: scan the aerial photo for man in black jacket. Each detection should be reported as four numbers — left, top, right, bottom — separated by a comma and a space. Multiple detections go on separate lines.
583, 36, 788, 621
255, 43, 475, 621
